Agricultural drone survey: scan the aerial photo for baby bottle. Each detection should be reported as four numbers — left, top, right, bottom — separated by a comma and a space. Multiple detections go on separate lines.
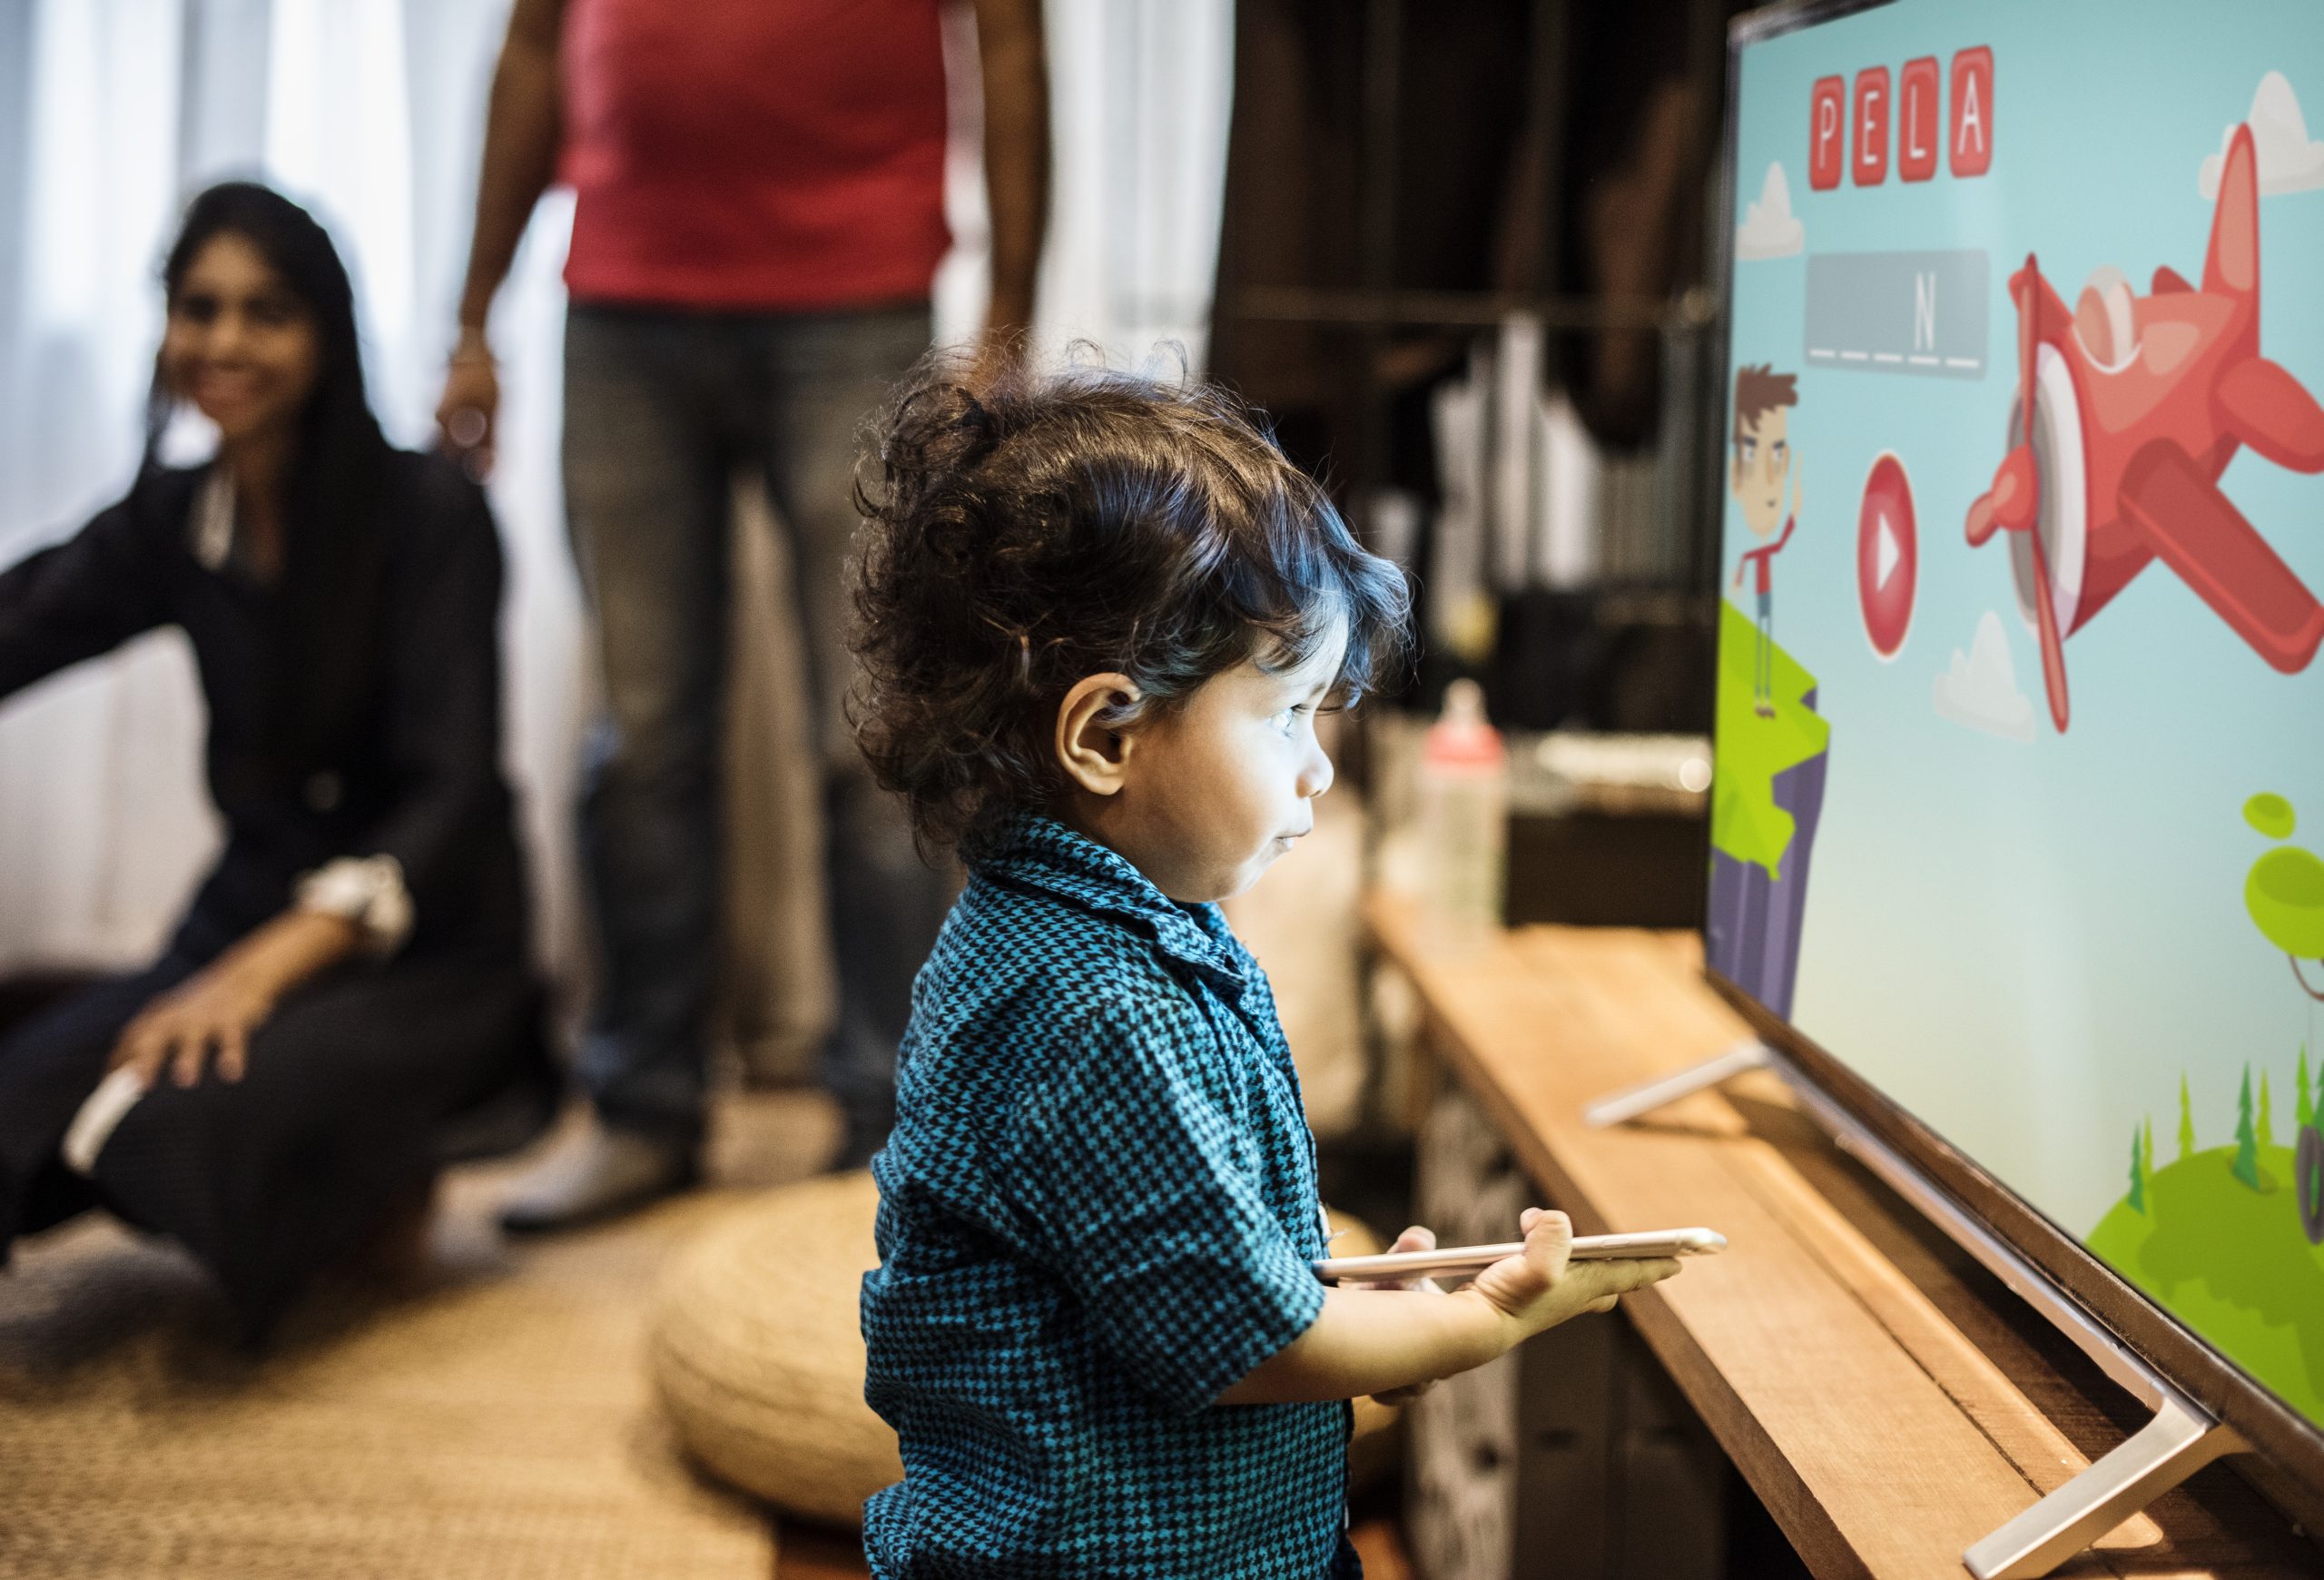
1418, 678, 1507, 947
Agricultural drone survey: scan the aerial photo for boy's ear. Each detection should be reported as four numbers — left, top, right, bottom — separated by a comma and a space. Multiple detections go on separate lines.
1055, 672, 1142, 795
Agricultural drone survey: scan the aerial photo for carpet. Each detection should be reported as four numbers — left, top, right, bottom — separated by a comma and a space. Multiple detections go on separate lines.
0, 1099, 838, 1579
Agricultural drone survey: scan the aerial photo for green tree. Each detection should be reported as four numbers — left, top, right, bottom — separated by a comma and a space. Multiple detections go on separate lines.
2178, 1074, 2197, 1160
2300, 1043, 2316, 1131
2260, 1071, 2277, 1148
2143, 1119, 2156, 1213
2128, 1126, 2147, 1213
2234, 1064, 2261, 1190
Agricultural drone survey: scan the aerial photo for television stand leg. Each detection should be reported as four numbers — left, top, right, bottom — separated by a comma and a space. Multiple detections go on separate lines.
1582, 1041, 1770, 1129
1587, 1038, 2254, 1576
1964, 1387, 2245, 1580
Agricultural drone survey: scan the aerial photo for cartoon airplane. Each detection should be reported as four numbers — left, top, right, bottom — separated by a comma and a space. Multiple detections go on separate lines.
1965, 122, 2324, 732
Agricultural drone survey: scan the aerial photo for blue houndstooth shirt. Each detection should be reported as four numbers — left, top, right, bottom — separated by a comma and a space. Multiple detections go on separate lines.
861, 815, 1358, 1577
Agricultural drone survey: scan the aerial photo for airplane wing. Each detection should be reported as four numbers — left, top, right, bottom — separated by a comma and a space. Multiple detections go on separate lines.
2218, 356, 2324, 473
2121, 440, 2324, 673
2150, 265, 2192, 295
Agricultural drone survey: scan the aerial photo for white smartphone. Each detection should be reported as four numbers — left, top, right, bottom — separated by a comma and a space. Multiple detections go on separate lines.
1313, 1227, 1725, 1284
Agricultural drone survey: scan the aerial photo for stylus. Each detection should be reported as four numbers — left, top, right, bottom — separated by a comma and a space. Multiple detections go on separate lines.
62, 1066, 144, 1178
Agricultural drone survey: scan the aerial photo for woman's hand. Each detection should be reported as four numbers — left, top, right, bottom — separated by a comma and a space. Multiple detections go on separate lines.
1469, 1208, 1680, 1342
112, 963, 276, 1090
1364, 1223, 1446, 1407
109, 911, 361, 1090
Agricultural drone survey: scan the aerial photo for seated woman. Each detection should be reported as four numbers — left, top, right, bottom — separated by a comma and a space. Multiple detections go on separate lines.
0, 182, 550, 1339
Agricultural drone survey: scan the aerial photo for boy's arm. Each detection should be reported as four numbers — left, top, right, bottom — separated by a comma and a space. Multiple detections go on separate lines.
1216, 1210, 1679, 1405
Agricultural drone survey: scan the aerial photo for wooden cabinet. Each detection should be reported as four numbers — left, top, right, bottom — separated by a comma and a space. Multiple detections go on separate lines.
1364, 894, 2316, 1579
1406, 1085, 1734, 1580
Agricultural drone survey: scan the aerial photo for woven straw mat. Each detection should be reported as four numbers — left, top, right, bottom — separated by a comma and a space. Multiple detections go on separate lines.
0, 1170, 773, 1580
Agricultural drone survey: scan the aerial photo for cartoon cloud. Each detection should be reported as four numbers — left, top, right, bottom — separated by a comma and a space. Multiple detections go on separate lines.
1736, 162, 1805, 261
1934, 610, 2035, 743
2201, 71, 2324, 198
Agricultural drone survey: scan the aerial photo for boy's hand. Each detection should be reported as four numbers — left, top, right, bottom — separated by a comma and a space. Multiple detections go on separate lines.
1361, 1225, 1446, 1407
1468, 1208, 1680, 1342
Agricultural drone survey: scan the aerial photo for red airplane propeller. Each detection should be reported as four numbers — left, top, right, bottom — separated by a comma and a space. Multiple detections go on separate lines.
1965, 123, 2324, 733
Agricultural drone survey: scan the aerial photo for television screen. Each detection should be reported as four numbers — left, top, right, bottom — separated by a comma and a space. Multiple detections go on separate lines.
1708, 0, 2324, 1454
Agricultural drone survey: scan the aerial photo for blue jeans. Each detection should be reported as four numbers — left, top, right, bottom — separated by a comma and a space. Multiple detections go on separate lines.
563, 302, 944, 1150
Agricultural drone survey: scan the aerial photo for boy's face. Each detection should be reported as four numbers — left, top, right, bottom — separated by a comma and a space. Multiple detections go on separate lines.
1079, 619, 1345, 904
1730, 407, 1790, 539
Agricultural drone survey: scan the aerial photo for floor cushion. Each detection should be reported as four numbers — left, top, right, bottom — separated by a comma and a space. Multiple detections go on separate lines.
650, 1170, 1400, 1526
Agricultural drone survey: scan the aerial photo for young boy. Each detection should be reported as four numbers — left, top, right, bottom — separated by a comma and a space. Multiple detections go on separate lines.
848, 360, 1682, 1576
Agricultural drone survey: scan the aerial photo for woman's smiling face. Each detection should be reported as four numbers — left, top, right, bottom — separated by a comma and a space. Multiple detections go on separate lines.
161, 231, 321, 448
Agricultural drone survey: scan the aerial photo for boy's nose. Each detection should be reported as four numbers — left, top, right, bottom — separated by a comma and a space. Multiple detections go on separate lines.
1298, 742, 1334, 801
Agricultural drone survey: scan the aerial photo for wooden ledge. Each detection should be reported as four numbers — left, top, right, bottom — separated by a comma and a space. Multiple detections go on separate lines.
1362, 894, 2312, 1579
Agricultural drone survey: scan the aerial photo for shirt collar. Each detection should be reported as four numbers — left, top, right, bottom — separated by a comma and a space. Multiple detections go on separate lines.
976, 815, 1251, 997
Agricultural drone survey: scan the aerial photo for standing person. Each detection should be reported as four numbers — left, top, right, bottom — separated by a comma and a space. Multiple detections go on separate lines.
0, 183, 549, 1338
438, 0, 1050, 1229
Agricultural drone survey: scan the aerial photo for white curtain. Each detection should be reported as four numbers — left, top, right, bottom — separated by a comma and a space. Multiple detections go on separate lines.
0, 0, 1231, 1006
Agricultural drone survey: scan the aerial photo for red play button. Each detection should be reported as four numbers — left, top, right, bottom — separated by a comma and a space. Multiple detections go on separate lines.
1858, 451, 1917, 659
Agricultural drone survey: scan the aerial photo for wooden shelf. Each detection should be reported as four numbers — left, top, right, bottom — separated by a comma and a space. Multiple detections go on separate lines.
1362, 894, 2315, 1579
1217, 286, 1709, 333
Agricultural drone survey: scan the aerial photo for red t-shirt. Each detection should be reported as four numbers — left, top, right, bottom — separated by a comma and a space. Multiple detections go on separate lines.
559, 0, 950, 310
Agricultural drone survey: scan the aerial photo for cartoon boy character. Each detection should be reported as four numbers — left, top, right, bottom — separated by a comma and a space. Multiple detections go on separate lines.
1730, 364, 1802, 718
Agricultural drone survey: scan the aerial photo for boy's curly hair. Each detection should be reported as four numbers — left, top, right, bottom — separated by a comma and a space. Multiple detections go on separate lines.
848, 352, 1411, 859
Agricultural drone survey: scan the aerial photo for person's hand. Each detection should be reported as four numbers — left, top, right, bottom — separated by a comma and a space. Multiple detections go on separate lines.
436, 330, 500, 479
1361, 1225, 1447, 1407
110, 960, 281, 1091
107, 911, 360, 1091
1467, 1209, 1679, 1342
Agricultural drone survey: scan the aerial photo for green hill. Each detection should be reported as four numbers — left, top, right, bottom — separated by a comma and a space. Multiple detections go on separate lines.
1711, 599, 1829, 880
2087, 1144, 2324, 1426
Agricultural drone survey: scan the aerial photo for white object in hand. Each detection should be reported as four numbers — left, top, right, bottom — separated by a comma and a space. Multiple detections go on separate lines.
1314, 1227, 1725, 1284
62, 1066, 147, 1177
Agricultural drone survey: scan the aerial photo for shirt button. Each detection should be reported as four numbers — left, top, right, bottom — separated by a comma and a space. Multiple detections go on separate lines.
306, 772, 343, 811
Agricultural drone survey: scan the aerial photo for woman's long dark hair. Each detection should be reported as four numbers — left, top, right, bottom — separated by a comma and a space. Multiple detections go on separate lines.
136, 180, 392, 777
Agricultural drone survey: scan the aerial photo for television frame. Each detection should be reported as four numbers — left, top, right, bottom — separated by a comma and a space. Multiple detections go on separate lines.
1691, 0, 2324, 1566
